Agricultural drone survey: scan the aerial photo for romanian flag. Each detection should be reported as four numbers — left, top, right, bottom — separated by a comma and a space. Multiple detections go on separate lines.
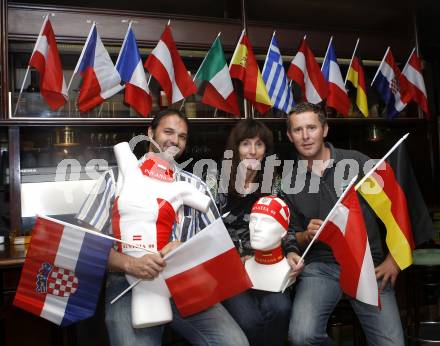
229, 30, 272, 114
346, 43, 369, 117
358, 144, 435, 269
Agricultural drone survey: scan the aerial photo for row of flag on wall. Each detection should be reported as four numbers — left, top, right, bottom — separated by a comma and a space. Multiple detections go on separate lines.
26, 16, 429, 118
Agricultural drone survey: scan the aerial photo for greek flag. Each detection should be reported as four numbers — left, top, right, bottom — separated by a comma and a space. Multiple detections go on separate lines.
262, 33, 295, 113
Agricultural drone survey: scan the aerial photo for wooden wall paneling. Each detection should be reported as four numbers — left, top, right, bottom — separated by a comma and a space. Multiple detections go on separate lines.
8, 127, 21, 236
1, 0, 8, 119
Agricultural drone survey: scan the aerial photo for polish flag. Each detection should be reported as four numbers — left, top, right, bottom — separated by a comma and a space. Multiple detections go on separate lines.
288, 37, 328, 104
401, 49, 429, 117
144, 25, 197, 104
116, 24, 152, 117
318, 186, 379, 306
74, 23, 123, 112
321, 38, 350, 116
29, 16, 67, 110
162, 218, 252, 317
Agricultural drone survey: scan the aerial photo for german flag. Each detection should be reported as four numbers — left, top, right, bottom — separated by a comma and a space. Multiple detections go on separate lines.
229, 30, 272, 114
346, 50, 369, 117
359, 144, 435, 269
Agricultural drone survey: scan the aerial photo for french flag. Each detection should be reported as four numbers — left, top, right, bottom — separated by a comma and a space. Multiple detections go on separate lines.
288, 37, 328, 104
74, 23, 123, 112
372, 47, 410, 118
116, 24, 152, 117
14, 216, 113, 326
401, 49, 430, 117
162, 218, 252, 317
321, 38, 350, 116
144, 25, 197, 105
29, 16, 67, 110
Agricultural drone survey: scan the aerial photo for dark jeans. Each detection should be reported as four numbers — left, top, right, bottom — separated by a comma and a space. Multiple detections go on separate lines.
223, 289, 292, 346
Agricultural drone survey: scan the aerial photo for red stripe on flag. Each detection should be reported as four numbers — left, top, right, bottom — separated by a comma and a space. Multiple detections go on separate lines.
14, 217, 64, 316
125, 83, 152, 117
145, 54, 173, 104
202, 83, 240, 116
327, 82, 350, 116
78, 67, 104, 112
375, 162, 415, 249
165, 248, 252, 317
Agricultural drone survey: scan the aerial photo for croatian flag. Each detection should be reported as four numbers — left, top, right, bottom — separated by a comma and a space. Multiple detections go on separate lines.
318, 186, 379, 306
372, 47, 410, 118
162, 218, 252, 317
144, 24, 197, 104
14, 216, 113, 326
74, 23, 123, 112
116, 24, 152, 117
29, 16, 68, 110
262, 33, 295, 113
321, 38, 350, 116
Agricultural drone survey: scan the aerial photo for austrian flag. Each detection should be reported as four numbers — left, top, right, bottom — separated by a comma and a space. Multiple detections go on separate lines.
144, 25, 196, 104
29, 16, 68, 110
318, 186, 379, 306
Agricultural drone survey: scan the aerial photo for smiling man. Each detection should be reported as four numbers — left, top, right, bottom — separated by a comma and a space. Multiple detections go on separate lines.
279, 102, 404, 346
76, 109, 248, 346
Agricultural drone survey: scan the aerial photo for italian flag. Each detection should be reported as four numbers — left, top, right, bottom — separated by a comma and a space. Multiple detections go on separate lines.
194, 36, 240, 116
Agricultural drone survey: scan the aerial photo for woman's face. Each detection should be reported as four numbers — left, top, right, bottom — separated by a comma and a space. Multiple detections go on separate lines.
238, 136, 266, 170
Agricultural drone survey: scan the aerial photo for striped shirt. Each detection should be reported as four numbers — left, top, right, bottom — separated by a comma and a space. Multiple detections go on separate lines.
76, 155, 220, 242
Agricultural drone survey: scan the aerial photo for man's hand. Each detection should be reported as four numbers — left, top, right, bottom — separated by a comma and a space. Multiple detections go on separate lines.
160, 240, 181, 257
286, 252, 304, 279
375, 253, 400, 291
125, 253, 165, 280
297, 219, 323, 246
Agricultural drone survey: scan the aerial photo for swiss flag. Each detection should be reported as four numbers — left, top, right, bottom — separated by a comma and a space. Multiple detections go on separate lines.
162, 218, 252, 317
318, 186, 379, 306
29, 16, 67, 110
144, 25, 196, 104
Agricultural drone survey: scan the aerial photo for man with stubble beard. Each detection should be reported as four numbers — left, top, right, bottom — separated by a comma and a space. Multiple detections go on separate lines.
76, 109, 249, 346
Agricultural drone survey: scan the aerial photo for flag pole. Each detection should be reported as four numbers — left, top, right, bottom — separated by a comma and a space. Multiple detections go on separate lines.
321, 36, 333, 72
281, 175, 358, 293
344, 38, 360, 85
355, 133, 409, 191
39, 214, 156, 254
370, 46, 390, 87
13, 66, 31, 116
402, 47, 416, 72
13, 14, 49, 116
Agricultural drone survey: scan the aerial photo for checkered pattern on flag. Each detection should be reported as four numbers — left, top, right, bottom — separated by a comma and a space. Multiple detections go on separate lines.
262, 34, 295, 113
14, 216, 113, 326
47, 266, 79, 297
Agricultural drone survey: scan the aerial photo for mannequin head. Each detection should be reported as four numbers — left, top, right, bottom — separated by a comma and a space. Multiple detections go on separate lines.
249, 196, 290, 251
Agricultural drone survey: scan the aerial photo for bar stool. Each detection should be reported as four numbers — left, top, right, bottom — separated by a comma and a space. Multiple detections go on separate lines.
407, 248, 440, 345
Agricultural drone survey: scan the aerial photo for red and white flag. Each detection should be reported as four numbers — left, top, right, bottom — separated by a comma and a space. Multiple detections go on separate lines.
318, 186, 379, 306
288, 37, 328, 104
401, 49, 429, 116
29, 16, 68, 110
144, 25, 197, 104
162, 218, 252, 317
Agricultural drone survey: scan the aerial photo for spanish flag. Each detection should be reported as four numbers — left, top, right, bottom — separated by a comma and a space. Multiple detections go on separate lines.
358, 144, 435, 269
229, 30, 272, 114
346, 42, 369, 117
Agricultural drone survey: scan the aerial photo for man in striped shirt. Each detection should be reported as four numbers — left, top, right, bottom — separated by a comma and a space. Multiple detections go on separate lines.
76, 109, 248, 346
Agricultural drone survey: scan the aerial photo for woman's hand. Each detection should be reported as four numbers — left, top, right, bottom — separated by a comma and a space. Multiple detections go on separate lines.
286, 252, 304, 279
